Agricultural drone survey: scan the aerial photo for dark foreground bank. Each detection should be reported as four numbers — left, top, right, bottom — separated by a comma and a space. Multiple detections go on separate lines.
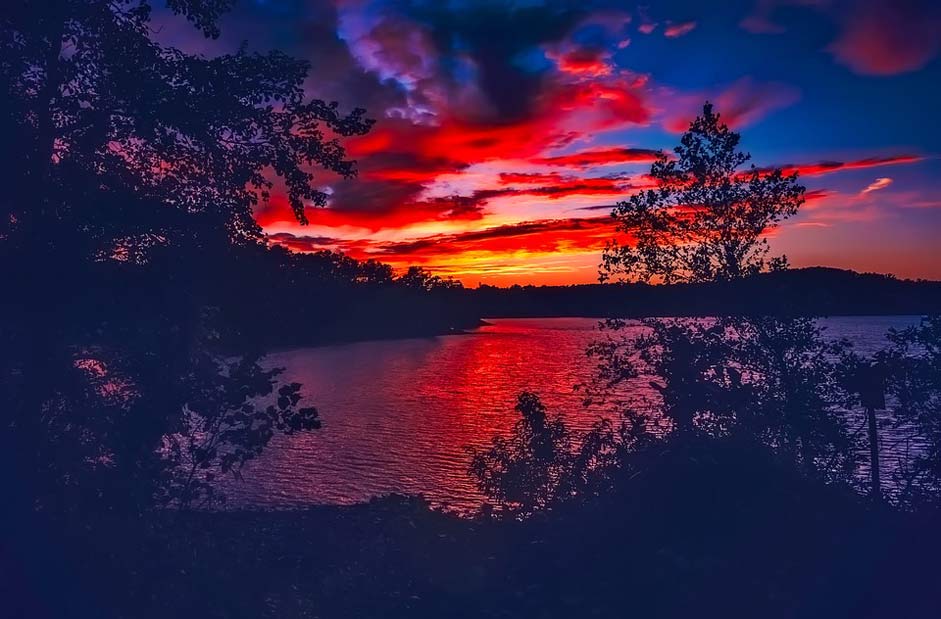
7, 440, 941, 619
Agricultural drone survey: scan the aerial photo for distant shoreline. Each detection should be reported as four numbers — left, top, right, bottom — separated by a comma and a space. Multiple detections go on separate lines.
239, 268, 940, 354
265, 314, 931, 354
460, 267, 941, 319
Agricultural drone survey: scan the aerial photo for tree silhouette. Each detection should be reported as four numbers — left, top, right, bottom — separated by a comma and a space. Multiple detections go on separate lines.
469, 391, 657, 517
602, 103, 803, 284
1, 0, 370, 517
3, 0, 371, 259
470, 392, 575, 517
397, 266, 464, 291
586, 104, 857, 482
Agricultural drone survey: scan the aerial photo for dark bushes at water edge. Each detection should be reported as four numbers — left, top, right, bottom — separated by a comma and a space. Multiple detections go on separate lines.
10, 446, 940, 618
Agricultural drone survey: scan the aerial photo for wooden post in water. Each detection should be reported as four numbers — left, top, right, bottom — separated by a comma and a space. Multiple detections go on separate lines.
856, 362, 887, 503
866, 403, 881, 503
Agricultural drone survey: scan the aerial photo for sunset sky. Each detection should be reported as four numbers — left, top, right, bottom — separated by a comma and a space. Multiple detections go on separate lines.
157, 0, 941, 285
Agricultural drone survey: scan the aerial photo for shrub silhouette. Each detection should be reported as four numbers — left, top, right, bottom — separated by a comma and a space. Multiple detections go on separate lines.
877, 316, 941, 505
469, 392, 575, 517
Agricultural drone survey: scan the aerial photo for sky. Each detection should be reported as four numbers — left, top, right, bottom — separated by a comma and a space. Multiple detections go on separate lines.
156, 0, 941, 285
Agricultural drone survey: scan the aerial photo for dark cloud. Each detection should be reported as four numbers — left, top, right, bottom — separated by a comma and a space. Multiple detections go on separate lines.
533, 147, 662, 168
406, 2, 588, 122
576, 203, 619, 212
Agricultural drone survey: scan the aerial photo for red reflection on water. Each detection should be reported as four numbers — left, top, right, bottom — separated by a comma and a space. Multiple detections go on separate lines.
225, 319, 620, 512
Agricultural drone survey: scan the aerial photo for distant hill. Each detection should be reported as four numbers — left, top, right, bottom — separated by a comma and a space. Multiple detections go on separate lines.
239, 268, 941, 349
461, 268, 941, 318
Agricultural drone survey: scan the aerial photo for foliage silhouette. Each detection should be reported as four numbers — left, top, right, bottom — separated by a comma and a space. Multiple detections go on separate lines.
0, 3, 376, 613
470, 392, 575, 517
0, 0, 369, 524
569, 104, 857, 489
877, 316, 941, 505
3, 0, 372, 252
469, 391, 653, 518
397, 265, 465, 291
602, 102, 802, 284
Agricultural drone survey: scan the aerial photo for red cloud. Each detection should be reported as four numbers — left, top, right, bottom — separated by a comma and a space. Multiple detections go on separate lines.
256, 169, 639, 232
498, 172, 570, 185
445, 175, 633, 205
757, 155, 922, 178
664, 77, 800, 132
829, 0, 941, 75
278, 75, 653, 232
741, 0, 940, 75
548, 46, 613, 77
248, 3, 656, 237
377, 217, 619, 259
254, 191, 486, 232
708, 77, 800, 128
556, 79, 652, 127
522, 177, 632, 199
664, 21, 697, 38
861, 177, 893, 194
348, 79, 651, 172
270, 217, 623, 267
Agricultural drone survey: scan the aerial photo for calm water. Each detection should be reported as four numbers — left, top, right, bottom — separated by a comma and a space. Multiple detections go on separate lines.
225, 316, 922, 512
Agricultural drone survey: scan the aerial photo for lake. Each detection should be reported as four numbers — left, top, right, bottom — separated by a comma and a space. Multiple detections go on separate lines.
225, 316, 923, 512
